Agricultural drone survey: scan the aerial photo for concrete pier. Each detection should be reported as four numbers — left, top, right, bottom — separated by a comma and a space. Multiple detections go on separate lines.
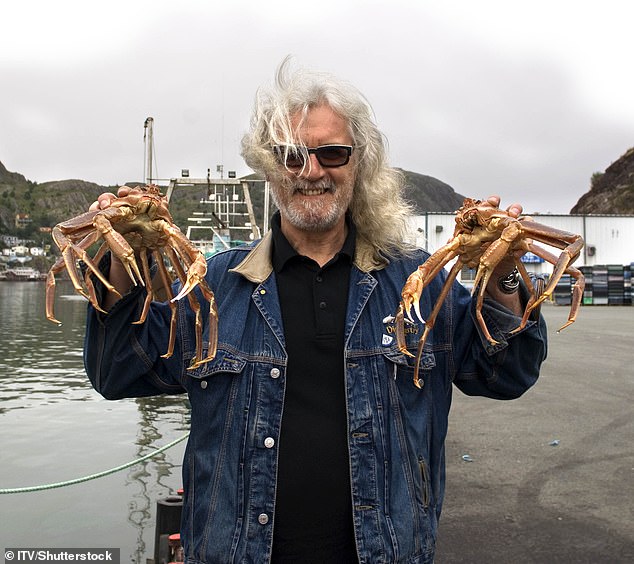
436, 303, 634, 563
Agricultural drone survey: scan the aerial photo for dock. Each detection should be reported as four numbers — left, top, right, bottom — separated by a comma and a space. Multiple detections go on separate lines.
436, 303, 634, 562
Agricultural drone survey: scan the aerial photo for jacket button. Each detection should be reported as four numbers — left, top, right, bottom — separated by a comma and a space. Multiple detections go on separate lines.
258, 513, 269, 525
200, 381, 208, 389
264, 437, 275, 448
270, 368, 280, 379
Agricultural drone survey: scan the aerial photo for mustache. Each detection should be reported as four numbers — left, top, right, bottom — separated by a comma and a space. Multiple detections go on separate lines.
288, 178, 337, 192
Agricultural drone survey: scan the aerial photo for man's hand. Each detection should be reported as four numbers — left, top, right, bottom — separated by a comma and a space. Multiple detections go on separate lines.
89, 186, 134, 212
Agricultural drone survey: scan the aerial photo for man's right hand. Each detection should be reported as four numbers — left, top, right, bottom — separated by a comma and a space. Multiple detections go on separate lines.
89, 186, 133, 212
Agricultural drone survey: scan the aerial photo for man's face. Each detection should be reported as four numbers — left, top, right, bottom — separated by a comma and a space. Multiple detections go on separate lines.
270, 104, 356, 233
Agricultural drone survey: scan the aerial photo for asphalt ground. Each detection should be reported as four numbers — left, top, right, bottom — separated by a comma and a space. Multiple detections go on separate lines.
435, 303, 634, 564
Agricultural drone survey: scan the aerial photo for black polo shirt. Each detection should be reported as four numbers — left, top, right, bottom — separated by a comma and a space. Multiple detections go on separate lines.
270, 213, 358, 563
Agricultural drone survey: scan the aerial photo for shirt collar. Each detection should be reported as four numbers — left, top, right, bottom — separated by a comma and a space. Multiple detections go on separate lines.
271, 211, 356, 273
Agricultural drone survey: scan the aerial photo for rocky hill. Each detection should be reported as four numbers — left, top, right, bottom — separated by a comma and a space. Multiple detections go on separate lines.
0, 161, 466, 240
399, 169, 465, 213
571, 147, 634, 214
4, 145, 632, 240
0, 162, 114, 237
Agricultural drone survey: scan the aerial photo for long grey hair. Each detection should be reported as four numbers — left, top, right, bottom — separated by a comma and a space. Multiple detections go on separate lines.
240, 58, 415, 261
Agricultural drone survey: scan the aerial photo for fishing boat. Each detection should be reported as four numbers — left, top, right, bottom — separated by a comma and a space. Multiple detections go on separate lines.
143, 117, 269, 257
165, 174, 269, 258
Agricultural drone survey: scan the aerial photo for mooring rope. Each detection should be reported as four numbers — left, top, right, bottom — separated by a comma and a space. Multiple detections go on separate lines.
0, 432, 189, 494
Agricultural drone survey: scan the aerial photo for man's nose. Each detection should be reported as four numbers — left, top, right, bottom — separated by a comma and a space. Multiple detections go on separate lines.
299, 154, 326, 180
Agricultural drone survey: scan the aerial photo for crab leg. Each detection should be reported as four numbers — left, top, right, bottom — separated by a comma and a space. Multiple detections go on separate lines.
471, 219, 522, 292
519, 222, 584, 317
83, 242, 111, 315
471, 220, 525, 344
45, 257, 71, 325
400, 239, 462, 323
410, 259, 464, 388
70, 231, 122, 299
93, 211, 144, 287
508, 259, 540, 334
163, 246, 210, 367
50, 227, 92, 300
163, 233, 218, 366
164, 246, 202, 359
132, 249, 155, 325
520, 242, 585, 331
395, 247, 460, 357
153, 249, 179, 360
47, 228, 115, 323
164, 225, 209, 302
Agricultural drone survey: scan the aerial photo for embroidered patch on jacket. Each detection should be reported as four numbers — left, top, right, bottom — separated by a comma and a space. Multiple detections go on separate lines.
381, 314, 420, 347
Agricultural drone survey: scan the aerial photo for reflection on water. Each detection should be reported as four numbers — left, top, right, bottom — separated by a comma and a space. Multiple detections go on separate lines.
0, 281, 191, 563
127, 396, 191, 564
0, 282, 93, 412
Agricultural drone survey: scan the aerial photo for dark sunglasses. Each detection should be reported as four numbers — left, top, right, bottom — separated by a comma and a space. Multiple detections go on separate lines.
272, 144, 353, 169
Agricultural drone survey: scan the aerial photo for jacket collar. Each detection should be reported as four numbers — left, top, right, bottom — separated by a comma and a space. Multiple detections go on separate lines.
229, 230, 388, 284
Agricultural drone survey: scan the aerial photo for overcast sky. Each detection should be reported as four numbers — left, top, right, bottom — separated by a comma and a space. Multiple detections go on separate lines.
2, 0, 632, 214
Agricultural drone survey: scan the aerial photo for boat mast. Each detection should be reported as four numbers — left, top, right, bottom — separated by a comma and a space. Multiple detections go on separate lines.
143, 117, 154, 185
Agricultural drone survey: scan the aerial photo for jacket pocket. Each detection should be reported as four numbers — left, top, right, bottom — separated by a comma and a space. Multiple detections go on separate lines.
383, 347, 436, 383
418, 457, 431, 508
186, 348, 247, 380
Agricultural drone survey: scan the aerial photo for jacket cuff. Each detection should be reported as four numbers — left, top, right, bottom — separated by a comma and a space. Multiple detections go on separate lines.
472, 276, 542, 355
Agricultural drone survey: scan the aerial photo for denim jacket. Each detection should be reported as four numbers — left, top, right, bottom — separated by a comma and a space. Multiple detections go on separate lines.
84, 232, 547, 564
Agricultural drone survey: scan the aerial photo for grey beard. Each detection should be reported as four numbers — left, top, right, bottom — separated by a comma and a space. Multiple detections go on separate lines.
272, 179, 345, 232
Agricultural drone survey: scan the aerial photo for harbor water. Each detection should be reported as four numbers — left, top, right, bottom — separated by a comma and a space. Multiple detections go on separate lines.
0, 281, 189, 563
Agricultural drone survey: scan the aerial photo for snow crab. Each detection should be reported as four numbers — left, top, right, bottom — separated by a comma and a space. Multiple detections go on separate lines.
396, 197, 584, 387
46, 184, 217, 368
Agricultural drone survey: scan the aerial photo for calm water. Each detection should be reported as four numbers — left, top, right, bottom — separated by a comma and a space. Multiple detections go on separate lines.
0, 281, 190, 563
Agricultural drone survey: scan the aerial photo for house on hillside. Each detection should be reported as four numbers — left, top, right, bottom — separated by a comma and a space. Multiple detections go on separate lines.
11, 245, 30, 256
15, 213, 32, 229
1, 235, 19, 247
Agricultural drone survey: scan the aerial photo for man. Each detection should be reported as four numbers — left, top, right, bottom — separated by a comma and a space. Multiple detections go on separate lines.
85, 60, 547, 563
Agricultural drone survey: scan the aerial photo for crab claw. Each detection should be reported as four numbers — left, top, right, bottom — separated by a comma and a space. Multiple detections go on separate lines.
410, 294, 424, 324
394, 302, 415, 358
401, 269, 425, 324
172, 258, 207, 302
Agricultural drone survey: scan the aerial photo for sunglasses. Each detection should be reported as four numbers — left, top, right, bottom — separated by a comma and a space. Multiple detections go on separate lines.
272, 144, 353, 169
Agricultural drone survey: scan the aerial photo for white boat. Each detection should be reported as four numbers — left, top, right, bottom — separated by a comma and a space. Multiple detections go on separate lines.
2, 266, 47, 281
